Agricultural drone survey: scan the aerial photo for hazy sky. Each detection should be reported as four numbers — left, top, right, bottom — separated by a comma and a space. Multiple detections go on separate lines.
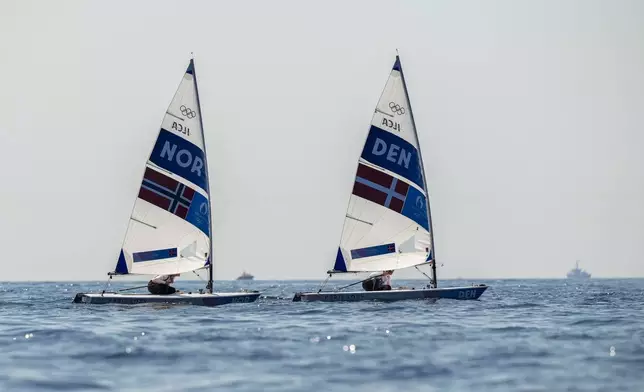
1, 0, 643, 281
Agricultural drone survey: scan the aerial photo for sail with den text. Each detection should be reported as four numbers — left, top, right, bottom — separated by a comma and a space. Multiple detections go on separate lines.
360, 126, 425, 189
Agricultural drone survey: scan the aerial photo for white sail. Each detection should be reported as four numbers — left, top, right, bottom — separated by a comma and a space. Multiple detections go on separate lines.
332, 56, 433, 273
113, 60, 212, 276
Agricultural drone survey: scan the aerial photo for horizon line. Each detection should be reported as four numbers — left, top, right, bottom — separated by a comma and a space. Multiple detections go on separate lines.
1, 276, 643, 283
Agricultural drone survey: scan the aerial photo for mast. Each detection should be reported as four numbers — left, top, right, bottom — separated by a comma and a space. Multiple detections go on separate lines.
191, 57, 214, 293
396, 54, 438, 288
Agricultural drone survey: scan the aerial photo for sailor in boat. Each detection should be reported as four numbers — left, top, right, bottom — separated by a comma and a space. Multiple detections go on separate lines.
362, 270, 393, 291
147, 273, 181, 295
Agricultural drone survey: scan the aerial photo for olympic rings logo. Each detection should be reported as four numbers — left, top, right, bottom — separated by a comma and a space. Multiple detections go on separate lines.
389, 102, 405, 115
180, 105, 196, 119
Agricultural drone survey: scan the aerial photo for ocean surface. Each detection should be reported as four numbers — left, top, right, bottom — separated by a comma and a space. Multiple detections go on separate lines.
1, 279, 643, 392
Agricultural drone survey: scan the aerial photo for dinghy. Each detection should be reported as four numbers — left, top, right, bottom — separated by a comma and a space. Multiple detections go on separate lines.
74, 58, 260, 306
293, 54, 488, 303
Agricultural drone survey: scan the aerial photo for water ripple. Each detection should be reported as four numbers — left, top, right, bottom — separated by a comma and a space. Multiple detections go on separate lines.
0, 279, 643, 392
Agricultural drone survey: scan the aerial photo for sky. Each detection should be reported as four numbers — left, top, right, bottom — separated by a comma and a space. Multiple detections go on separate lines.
1, 0, 643, 281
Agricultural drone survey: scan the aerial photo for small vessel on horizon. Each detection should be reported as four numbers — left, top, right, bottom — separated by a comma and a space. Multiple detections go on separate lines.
236, 271, 254, 280
566, 260, 591, 279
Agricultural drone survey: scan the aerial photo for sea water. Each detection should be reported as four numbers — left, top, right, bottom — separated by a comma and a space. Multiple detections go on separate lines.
1, 279, 643, 391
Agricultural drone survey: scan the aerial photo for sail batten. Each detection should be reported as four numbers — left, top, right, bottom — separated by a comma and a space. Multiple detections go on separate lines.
111, 60, 212, 276
334, 55, 433, 273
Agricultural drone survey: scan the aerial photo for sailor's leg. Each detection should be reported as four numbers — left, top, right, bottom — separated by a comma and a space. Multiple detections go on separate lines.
362, 279, 376, 291
148, 283, 175, 295
148, 282, 162, 295
155, 284, 174, 295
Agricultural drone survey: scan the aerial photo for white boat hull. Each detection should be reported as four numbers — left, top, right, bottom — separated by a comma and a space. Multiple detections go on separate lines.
73, 291, 260, 306
292, 285, 488, 302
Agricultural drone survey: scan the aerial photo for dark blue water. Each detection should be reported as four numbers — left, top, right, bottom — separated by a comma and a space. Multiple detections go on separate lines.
1, 279, 643, 391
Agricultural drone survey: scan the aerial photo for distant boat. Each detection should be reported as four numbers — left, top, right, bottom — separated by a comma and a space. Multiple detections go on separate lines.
566, 260, 591, 279
293, 54, 488, 303
236, 271, 254, 280
73, 58, 260, 306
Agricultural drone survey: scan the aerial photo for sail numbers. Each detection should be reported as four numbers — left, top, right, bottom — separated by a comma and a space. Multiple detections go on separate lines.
381, 117, 401, 132
172, 121, 191, 136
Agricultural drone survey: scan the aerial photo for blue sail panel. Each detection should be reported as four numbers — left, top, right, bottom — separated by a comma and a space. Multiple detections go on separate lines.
133, 248, 177, 263
149, 129, 209, 193
360, 126, 425, 189
114, 249, 128, 274
185, 191, 210, 236
393, 56, 402, 72
350, 243, 396, 260
333, 248, 347, 272
400, 185, 430, 231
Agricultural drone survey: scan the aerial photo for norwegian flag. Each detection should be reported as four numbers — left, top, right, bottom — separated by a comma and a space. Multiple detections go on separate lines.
138, 167, 195, 219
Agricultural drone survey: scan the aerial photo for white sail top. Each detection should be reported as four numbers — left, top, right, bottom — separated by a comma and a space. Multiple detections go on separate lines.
113, 60, 212, 276
332, 56, 433, 273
